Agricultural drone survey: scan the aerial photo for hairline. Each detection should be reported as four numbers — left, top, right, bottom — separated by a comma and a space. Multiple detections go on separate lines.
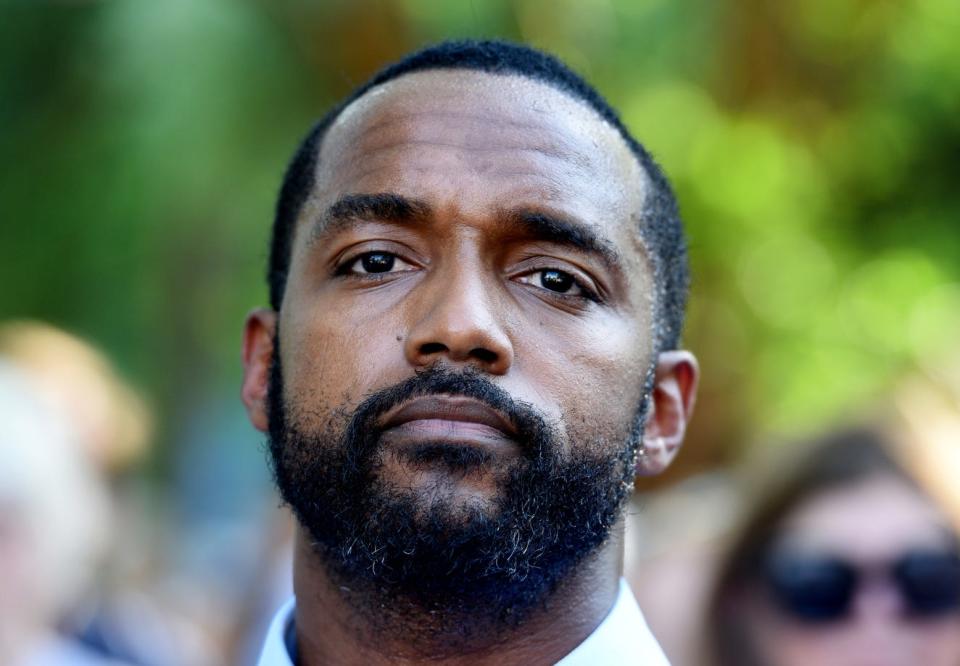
311, 70, 655, 260
307, 69, 654, 255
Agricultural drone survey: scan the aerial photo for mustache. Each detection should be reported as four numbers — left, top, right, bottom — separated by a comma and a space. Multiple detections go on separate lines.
342, 366, 553, 461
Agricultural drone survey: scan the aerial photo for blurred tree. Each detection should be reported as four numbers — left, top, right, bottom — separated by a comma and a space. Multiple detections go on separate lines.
1, 0, 958, 484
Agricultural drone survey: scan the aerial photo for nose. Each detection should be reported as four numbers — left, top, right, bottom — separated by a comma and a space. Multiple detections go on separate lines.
403, 263, 514, 375
851, 577, 904, 624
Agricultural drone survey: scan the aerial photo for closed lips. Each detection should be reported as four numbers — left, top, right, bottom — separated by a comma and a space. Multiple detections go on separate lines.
380, 395, 517, 438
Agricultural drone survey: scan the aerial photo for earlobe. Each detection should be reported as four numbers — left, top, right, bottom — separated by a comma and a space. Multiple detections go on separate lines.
636, 350, 699, 477
241, 308, 278, 433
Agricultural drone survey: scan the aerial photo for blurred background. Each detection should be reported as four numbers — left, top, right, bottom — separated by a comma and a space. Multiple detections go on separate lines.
2, 0, 959, 664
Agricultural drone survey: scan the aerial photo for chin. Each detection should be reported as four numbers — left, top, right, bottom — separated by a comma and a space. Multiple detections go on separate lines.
380, 444, 511, 516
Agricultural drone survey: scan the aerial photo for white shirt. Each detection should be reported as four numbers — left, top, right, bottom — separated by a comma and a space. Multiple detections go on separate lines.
257, 579, 670, 665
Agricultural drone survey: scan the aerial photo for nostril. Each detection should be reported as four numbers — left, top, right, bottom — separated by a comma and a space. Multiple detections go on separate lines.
470, 348, 498, 365
417, 342, 499, 366
419, 342, 448, 356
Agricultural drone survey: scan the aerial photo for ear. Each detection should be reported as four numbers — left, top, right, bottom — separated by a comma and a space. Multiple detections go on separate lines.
241, 308, 277, 433
636, 350, 699, 476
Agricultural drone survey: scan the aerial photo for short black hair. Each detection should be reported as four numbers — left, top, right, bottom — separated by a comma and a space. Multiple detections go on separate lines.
269, 39, 688, 350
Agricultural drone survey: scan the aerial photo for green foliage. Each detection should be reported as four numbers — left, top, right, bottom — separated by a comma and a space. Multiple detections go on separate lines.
2, 0, 958, 470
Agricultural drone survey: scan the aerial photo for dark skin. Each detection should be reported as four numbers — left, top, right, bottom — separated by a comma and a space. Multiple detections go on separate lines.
242, 70, 698, 665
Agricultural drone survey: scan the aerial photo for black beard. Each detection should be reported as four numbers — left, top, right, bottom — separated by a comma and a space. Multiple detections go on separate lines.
266, 353, 645, 646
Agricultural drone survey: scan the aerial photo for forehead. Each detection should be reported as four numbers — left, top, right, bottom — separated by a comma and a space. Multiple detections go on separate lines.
778, 475, 955, 558
304, 69, 649, 250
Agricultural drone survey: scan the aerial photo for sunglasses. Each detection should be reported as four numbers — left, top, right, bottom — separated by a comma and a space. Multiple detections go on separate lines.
763, 549, 960, 623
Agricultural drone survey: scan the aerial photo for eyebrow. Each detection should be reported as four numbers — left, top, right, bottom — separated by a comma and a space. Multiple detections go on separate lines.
501, 208, 624, 274
308, 192, 432, 244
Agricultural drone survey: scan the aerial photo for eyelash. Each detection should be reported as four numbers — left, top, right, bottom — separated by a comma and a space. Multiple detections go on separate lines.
334, 251, 602, 304
334, 251, 414, 277
517, 268, 601, 303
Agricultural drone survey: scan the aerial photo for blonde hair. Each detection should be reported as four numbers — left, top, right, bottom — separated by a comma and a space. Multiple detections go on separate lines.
0, 321, 152, 474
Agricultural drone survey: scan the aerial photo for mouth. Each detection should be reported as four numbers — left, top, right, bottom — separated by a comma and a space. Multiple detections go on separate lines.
379, 395, 519, 449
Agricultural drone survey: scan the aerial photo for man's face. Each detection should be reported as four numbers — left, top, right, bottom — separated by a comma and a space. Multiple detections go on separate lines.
245, 70, 678, 620
281, 69, 655, 493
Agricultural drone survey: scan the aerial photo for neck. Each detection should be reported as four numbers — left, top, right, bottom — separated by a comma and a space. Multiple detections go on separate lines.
291, 523, 625, 666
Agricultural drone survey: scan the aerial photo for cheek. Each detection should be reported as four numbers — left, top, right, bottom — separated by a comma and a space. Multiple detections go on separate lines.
901, 619, 960, 665
513, 309, 653, 453
752, 614, 960, 666
746, 611, 845, 666
279, 296, 407, 423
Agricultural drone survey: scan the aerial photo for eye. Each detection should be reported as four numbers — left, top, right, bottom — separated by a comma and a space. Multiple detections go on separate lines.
516, 268, 596, 300
337, 251, 415, 276
539, 269, 576, 293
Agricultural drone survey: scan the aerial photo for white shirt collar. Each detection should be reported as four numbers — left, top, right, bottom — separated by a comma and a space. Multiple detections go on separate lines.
555, 579, 670, 665
256, 596, 297, 666
257, 579, 669, 665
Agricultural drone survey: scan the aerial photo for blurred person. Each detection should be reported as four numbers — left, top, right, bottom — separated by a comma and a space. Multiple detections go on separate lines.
0, 321, 151, 477
0, 322, 217, 665
0, 362, 123, 665
241, 39, 699, 665
706, 428, 960, 666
